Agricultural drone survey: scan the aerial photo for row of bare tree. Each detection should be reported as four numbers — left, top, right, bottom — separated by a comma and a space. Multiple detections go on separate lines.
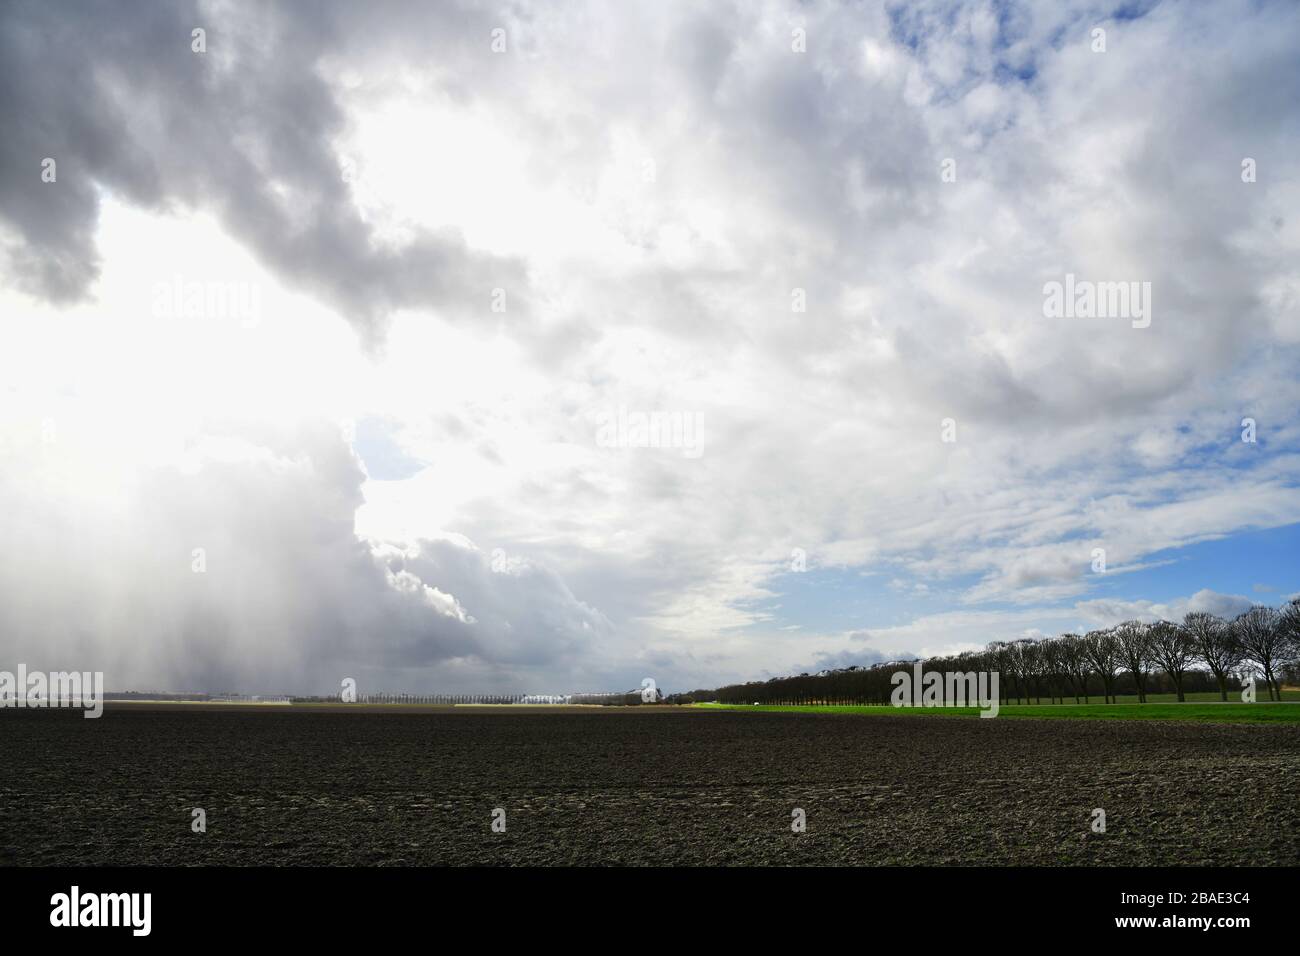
671, 601, 1300, 707
571, 689, 665, 705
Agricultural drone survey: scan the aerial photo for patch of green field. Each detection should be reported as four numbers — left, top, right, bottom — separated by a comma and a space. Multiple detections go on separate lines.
691, 701, 1300, 723
1037, 690, 1299, 704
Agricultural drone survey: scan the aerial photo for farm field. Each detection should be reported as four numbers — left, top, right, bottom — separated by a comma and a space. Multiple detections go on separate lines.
1, 705, 1297, 866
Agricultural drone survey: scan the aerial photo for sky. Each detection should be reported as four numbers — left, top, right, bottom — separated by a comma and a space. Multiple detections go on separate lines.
1, 0, 1298, 697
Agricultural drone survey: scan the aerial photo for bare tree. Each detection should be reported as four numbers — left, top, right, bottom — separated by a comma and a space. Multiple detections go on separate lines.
1232, 605, 1287, 701
1082, 628, 1121, 703
1006, 640, 1033, 704
1057, 633, 1091, 703
1018, 639, 1046, 704
987, 641, 1013, 705
1114, 620, 1153, 703
1282, 599, 1300, 677
1040, 637, 1067, 704
1149, 620, 1195, 702
1182, 611, 1239, 701
1025, 638, 1048, 703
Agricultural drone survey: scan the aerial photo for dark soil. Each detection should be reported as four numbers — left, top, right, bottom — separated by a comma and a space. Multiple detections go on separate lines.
2, 706, 1296, 865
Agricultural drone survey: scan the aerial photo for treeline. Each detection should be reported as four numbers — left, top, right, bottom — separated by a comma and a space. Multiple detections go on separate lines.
669, 601, 1300, 707
291, 691, 670, 705
571, 689, 665, 705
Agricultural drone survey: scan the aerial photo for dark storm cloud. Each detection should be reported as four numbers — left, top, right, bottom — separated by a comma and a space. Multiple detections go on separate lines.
0, 0, 526, 340
0, 418, 609, 694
